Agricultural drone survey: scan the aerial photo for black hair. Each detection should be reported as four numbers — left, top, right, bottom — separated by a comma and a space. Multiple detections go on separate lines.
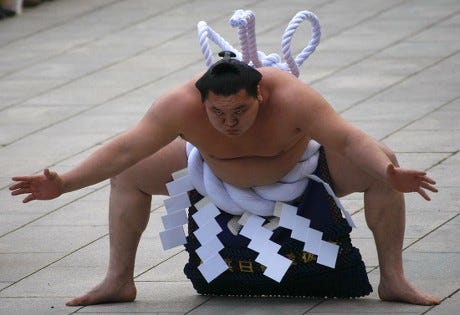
195, 51, 262, 102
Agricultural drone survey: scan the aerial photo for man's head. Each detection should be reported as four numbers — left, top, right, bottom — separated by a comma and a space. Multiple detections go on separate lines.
195, 51, 262, 102
195, 51, 263, 137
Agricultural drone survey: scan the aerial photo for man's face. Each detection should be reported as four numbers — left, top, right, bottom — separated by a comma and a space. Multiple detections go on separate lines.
204, 89, 260, 137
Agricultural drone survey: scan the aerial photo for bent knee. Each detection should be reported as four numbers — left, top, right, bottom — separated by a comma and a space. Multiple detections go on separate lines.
109, 160, 151, 190
110, 169, 136, 190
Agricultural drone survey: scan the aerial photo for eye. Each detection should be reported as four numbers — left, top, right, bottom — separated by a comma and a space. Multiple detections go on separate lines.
213, 108, 224, 116
234, 107, 247, 115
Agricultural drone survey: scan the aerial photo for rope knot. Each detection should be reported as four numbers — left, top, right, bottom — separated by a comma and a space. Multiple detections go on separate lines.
229, 9, 250, 27
197, 9, 321, 76
257, 51, 281, 67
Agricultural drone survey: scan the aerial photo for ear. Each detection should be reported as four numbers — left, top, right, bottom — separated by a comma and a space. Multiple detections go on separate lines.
257, 85, 263, 102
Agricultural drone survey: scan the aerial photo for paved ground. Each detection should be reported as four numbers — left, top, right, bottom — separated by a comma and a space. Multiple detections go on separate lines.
0, 0, 459, 314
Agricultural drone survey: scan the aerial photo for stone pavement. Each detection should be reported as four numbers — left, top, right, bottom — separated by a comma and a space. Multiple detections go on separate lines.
0, 0, 459, 314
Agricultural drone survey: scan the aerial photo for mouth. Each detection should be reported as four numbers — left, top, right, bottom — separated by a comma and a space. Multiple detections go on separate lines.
225, 128, 240, 135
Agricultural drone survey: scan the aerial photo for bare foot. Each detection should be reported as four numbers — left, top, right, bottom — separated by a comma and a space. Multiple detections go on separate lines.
378, 276, 441, 306
66, 277, 137, 306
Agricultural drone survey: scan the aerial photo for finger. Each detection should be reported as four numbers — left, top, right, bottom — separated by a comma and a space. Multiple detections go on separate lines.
420, 175, 436, 185
402, 168, 426, 176
46, 169, 60, 182
11, 188, 32, 196
9, 183, 22, 190
421, 182, 438, 193
387, 164, 397, 174
44, 168, 52, 178
10, 182, 31, 190
11, 176, 35, 182
417, 188, 431, 201
23, 194, 35, 203
9, 182, 30, 190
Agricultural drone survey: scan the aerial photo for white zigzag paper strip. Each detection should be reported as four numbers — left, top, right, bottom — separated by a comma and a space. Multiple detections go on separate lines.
192, 198, 228, 282
159, 226, 186, 250
198, 253, 228, 283
160, 169, 192, 250
275, 201, 340, 268
239, 213, 292, 282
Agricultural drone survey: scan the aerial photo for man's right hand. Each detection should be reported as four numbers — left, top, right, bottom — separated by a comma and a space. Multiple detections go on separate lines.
10, 169, 63, 203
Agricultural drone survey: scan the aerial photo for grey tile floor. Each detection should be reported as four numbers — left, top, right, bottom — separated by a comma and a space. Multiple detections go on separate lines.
0, 0, 459, 314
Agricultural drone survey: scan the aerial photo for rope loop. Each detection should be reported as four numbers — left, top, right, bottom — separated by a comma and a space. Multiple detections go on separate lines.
197, 9, 321, 76
281, 11, 321, 77
229, 9, 261, 67
197, 21, 241, 68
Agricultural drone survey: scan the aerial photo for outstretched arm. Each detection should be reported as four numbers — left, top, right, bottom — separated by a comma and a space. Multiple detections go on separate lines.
329, 122, 438, 201
10, 117, 175, 202
10, 84, 194, 203
289, 78, 438, 200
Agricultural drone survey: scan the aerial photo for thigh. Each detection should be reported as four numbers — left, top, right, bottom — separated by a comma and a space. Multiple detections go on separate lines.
119, 137, 188, 196
324, 147, 374, 197
324, 141, 397, 197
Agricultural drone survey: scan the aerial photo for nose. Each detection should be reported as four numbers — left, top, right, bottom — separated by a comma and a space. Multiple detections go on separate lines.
223, 115, 238, 127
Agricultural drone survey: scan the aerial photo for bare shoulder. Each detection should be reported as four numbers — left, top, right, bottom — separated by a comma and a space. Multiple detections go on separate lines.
259, 67, 328, 120
150, 79, 201, 114
143, 78, 203, 132
260, 68, 322, 101
259, 68, 362, 151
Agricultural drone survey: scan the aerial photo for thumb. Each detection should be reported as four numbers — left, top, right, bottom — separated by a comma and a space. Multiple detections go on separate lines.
387, 163, 396, 175
44, 168, 55, 179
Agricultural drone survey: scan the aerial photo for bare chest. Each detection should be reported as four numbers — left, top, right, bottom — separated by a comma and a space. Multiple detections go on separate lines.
184, 127, 308, 187
190, 123, 303, 158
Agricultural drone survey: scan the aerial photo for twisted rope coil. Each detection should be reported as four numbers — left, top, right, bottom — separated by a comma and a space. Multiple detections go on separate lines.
197, 9, 321, 76
186, 141, 321, 217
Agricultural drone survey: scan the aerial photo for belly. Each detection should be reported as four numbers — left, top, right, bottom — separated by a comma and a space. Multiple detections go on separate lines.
203, 142, 308, 188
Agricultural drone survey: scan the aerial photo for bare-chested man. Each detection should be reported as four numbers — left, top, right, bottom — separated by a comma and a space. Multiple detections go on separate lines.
10, 53, 440, 306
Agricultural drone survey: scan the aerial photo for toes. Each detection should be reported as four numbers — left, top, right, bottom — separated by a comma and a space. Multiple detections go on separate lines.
65, 298, 80, 306
66, 295, 92, 306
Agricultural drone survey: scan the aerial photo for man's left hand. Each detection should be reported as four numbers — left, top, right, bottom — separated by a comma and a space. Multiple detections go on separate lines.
386, 164, 438, 201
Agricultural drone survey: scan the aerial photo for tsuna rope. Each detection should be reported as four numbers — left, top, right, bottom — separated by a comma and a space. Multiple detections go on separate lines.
197, 9, 321, 76
186, 141, 321, 216
186, 141, 356, 226
229, 9, 261, 67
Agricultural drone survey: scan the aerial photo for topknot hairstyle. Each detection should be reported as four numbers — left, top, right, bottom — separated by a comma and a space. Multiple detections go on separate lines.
195, 51, 262, 102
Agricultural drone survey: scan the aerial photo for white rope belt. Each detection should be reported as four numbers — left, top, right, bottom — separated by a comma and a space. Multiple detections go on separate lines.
186, 141, 321, 216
